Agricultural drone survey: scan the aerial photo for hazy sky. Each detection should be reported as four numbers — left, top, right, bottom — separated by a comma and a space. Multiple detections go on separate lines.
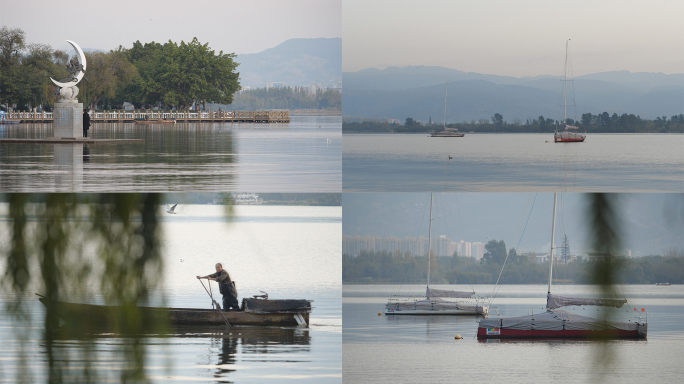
343, 0, 684, 77
1, 0, 341, 54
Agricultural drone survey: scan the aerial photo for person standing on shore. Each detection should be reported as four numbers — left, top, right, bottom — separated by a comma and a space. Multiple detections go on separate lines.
82, 109, 91, 138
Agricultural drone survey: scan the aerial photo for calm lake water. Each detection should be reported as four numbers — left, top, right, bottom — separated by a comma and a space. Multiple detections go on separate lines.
343, 284, 684, 384
0, 116, 341, 192
0, 205, 342, 383
342, 133, 684, 192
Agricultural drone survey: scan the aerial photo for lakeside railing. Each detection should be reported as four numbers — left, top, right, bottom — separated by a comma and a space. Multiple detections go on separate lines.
3, 110, 290, 123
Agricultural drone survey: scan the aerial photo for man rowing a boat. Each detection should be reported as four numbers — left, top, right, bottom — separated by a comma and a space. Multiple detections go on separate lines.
197, 263, 240, 311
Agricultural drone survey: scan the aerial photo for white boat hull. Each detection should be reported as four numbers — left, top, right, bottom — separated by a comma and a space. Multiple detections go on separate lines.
386, 307, 487, 316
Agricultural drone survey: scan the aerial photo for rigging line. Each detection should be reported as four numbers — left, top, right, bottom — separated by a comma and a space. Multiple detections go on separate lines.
444, 159, 447, 191
396, 193, 431, 297
515, 193, 538, 250
489, 193, 534, 306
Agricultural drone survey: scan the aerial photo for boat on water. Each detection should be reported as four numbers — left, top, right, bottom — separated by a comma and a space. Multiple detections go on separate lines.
385, 194, 488, 316
234, 193, 263, 205
38, 295, 312, 327
431, 128, 464, 137
476, 193, 647, 339
655, 283, 671, 286
430, 82, 464, 138
554, 40, 585, 143
555, 124, 585, 142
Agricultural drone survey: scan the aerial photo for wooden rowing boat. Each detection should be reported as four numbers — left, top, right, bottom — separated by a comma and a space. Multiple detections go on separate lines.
38, 295, 312, 327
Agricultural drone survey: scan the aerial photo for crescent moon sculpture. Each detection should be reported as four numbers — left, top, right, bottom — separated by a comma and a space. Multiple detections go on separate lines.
50, 40, 87, 88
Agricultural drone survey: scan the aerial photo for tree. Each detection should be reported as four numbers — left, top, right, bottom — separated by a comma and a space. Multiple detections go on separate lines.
405, 117, 417, 126
80, 49, 138, 110
16, 43, 57, 110
491, 113, 504, 126
0, 26, 27, 108
482, 239, 507, 265
124, 38, 240, 110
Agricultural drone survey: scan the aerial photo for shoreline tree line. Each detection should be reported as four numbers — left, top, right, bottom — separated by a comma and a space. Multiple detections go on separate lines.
0, 26, 338, 112
343, 112, 684, 134
1, 26, 239, 111
343, 239, 683, 285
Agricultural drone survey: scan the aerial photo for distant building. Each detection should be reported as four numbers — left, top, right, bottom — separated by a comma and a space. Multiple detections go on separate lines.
454, 240, 471, 258
267, 82, 285, 91
307, 82, 322, 95
344, 235, 481, 258
343, 116, 401, 124
584, 250, 630, 262
471, 242, 485, 261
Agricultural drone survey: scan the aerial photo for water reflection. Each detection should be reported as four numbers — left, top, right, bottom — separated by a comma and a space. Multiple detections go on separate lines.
48, 325, 312, 383
0, 117, 341, 192
53, 143, 83, 190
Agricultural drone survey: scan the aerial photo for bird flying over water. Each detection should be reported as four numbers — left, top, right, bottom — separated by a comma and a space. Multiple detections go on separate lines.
166, 204, 178, 214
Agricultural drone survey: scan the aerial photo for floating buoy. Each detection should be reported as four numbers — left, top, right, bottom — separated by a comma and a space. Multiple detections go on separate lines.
545, 140, 548, 143
378, 312, 382, 316
454, 334, 462, 339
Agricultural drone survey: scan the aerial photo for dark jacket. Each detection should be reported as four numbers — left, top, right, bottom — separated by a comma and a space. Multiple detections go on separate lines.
209, 270, 237, 298
83, 111, 91, 130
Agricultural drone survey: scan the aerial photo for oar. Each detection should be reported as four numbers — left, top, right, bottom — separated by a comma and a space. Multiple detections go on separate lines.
199, 279, 231, 327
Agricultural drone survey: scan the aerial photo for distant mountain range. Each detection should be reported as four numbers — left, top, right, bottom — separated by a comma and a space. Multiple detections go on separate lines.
343, 66, 684, 122
237, 38, 341, 88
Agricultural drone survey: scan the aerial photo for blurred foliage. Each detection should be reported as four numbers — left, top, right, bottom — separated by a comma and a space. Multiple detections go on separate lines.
1, 193, 168, 383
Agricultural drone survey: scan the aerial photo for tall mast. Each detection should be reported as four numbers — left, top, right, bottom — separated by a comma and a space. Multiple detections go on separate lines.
443, 82, 447, 130
547, 193, 558, 296
563, 40, 569, 125
427, 193, 433, 289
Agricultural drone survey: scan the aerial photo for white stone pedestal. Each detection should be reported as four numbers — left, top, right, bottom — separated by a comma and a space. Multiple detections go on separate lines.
53, 102, 83, 138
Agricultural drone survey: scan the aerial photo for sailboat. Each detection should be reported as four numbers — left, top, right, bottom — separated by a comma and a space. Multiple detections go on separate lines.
554, 40, 586, 143
476, 193, 647, 339
430, 82, 464, 137
385, 194, 488, 315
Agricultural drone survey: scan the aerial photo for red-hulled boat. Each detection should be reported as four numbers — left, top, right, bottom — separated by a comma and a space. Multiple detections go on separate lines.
553, 40, 586, 143
477, 193, 647, 340
554, 124, 585, 142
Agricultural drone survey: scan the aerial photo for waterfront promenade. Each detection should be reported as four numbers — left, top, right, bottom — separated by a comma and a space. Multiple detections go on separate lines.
3, 110, 290, 123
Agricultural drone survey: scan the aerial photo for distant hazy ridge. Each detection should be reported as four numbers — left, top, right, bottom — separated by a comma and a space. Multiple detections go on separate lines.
238, 38, 342, 88
343, 66, 684, 121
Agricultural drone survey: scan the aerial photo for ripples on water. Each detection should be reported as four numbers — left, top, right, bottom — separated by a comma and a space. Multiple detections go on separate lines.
343, 284, 684, 384
0, 116, 341, 192
342, 133, 684, 192
0, 205, 342, 383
